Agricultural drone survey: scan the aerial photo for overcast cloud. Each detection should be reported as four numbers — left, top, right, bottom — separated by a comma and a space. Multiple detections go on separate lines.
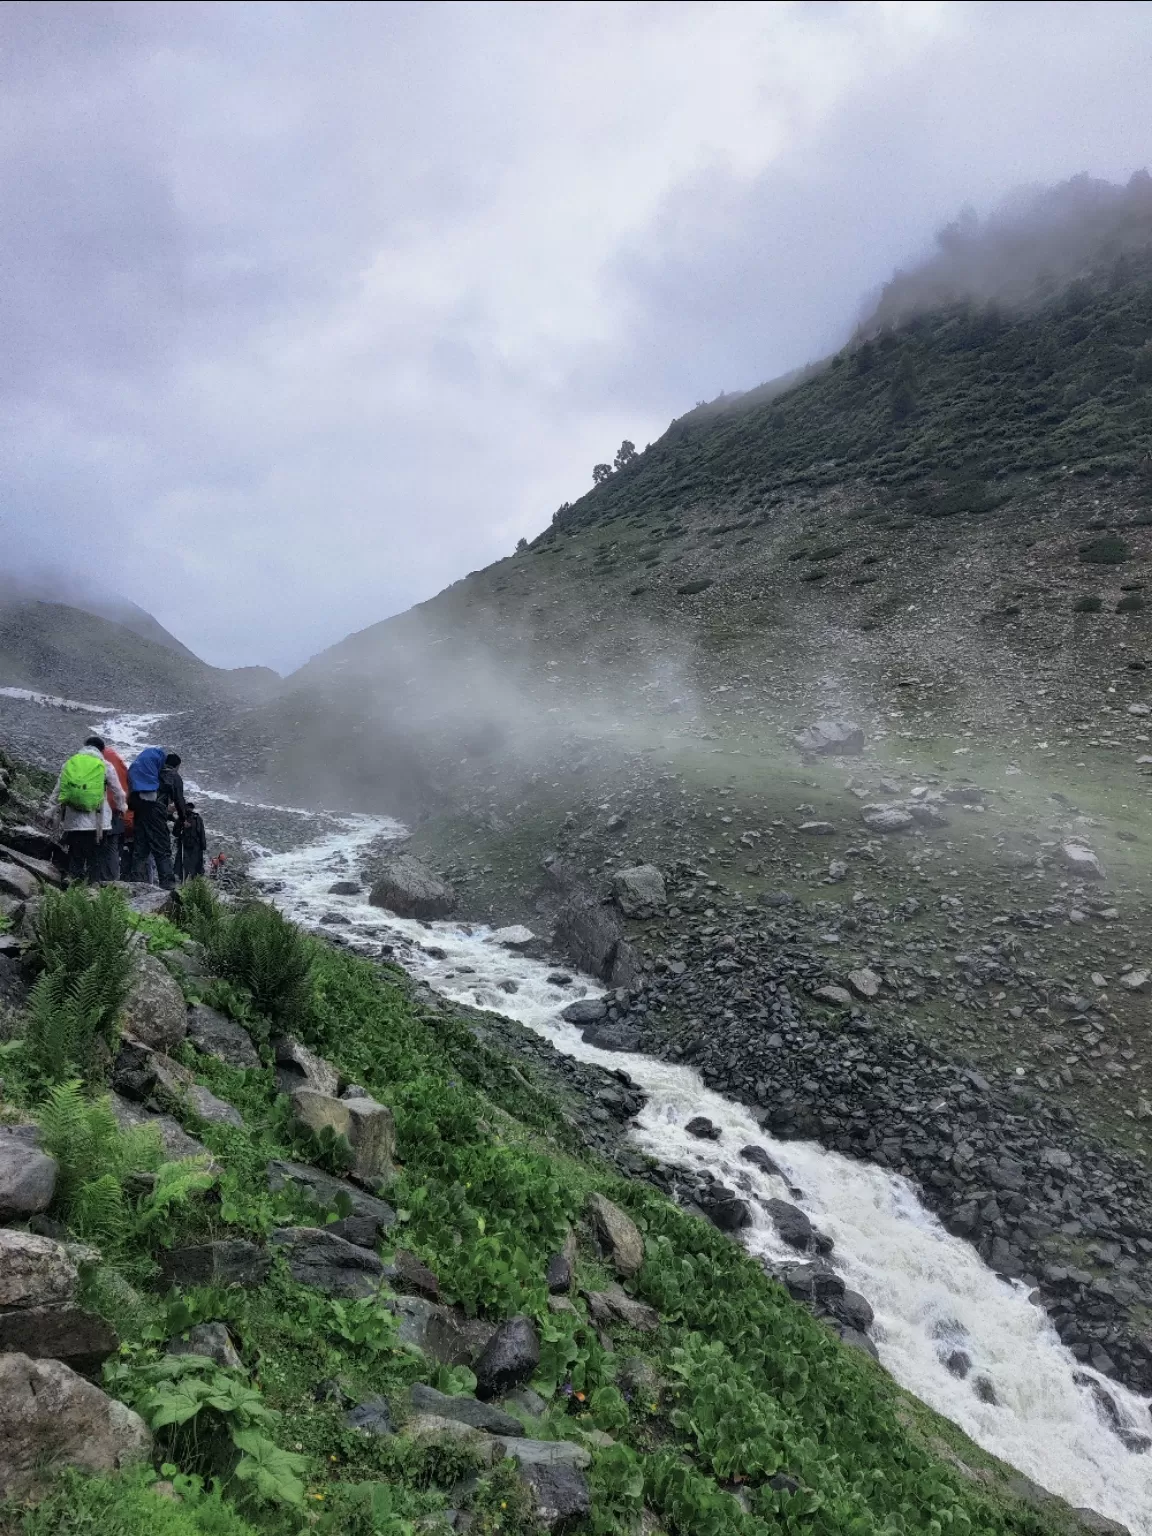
1, 0, 1149, 672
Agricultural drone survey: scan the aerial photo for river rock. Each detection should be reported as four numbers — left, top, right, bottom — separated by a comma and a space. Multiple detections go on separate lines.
0, 1353, 151, 1499
328, 880, 362, 896
740, 1145, 784, 1178
0, 1306, 117, 1376
491, 924, 536, 947
585, 1192, 644, 1277
561, 998, 607, 1025
167, 1321, 243, 1371
1062, 843, 1106, 881
685, 1116, 721, 1140
122, 954, 188, 1052
0, 1228, 78, 1309
271, 1226, 386, 1298
793, 720, 864, 756
186, 1004, 261, 1069
369, 855, 457, 919
290, 1087, 395, 1186
160, 1240, 271, 1289
612, 864, 667, 916
273, 1036, 339, 1097
581, 1022, 642, 1052
766, 1198, 814, 1251
553, 897, 636, 987
474, 1315, 541, 1400
0, 1126, 57, 1220
410, 1382, 523, 1436
697, 1189, 752, 1230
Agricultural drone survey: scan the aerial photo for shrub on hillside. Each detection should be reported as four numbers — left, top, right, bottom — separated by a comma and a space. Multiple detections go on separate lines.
205, 901, 314, 1026
1117, 592, 1145, 613
1073, 595, 1104, 612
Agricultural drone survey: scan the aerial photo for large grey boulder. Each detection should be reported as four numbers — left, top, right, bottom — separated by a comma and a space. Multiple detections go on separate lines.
585, 1192, 644, 1277
271, 1227, 386, 1298
612, 865, 667, 917
583, 1284, 660, 1332
553, 898, 638, 987
793, 720, 864, 756
168, 1321, 242, 1371
186, 1004, 260, 1069
273, 1035, 339, 1098
766, 1199, 814, 1251
1062, 843, 1106, 881
861, 805, 915, 834
390, 1296, 493, 1366
111, 1039, 194, 1111
474, 1315, 541, 1401
0, 1126, 57, 1221
560, 998, 606, 1025
290, 1087, 395, 1187
0, 1353, 151, 1499
0, 1229, 78, 1309
122, 953, 188, 1052
368, 855, 457, 919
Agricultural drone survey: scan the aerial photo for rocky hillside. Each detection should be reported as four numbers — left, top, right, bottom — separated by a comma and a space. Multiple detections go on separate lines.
0, 747, 1116, 1536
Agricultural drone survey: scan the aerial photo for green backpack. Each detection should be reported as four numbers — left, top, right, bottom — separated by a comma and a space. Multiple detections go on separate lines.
58, 753, 107, 813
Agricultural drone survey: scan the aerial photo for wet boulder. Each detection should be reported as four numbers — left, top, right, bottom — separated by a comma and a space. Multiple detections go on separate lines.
561, 998, 606, 1025
685, 1116, 721, 1140
553, 897, 637, 987
766, 1198, 814, 1251
474, 1315, 541, 1401
697, 1188, 752, 1231
740, 1144, 784, 1178
581, 1022, 642, 1052
369, 855, 457, 919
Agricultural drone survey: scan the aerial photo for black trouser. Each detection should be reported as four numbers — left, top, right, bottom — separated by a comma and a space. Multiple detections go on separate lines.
66, 830, 103, 884
131, 799, 174, 888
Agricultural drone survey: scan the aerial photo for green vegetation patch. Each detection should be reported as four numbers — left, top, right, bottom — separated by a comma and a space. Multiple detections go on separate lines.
1078, 535, 1130, 564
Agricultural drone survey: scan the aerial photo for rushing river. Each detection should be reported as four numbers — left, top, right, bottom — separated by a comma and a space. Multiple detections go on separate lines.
15, 695, 1150, 1532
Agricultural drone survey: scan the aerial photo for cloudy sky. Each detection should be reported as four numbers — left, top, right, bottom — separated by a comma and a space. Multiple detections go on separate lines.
2, 1, 1150, 672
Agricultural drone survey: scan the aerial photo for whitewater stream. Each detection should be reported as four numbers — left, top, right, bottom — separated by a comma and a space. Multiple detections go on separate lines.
8, 693, 1152, 1531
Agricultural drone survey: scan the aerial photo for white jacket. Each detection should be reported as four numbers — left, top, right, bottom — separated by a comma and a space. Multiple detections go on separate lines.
50, 747, 127, 834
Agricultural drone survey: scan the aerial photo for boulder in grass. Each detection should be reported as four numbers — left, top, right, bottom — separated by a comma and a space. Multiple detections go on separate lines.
271, 1227, 386, 1298
0, 1127, 57, 1222
186, 1004, 260, 1069
368, 855, 456, 919
273, 1036, 339, 1098
585, 1192, 643, 1277
0, 1353, 150, 1500
0, 1229, 77, 1310
1062, 843, 1106, 881
0, 1307, 118, 1377
474, 1315, 541, 1401
122, 954, 188, 1052
793, 720, 864, 757
290, 1087, 395, 1187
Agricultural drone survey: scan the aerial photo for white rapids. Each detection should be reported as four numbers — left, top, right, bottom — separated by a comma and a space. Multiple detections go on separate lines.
6, 691, 1152, 1530
249, 811, 1152, 1533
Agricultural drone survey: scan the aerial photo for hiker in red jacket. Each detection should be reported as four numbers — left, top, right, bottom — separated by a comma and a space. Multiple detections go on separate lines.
101, 744, 132, 883
50, 737, 127, 884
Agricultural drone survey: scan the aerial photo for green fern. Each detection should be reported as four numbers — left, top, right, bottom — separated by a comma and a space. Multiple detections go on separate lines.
205, 903, 313, 1025
178, 878, 225, 946
37, 1080, 164, 1246
70, 1171, 130, 1246
25, 885, 134, 1085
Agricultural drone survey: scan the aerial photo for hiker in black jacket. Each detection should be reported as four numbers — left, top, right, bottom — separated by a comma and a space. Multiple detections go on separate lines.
177, 800, 208, 882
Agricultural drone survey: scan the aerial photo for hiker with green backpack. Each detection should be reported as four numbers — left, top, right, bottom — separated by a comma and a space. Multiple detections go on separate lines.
50, 736, 128, 884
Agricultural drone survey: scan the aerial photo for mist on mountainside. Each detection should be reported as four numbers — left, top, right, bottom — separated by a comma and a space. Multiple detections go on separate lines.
864, 170, 1152, 333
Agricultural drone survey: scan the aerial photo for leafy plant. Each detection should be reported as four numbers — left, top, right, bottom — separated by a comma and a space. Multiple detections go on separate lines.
37, 1080, 163, 1244
9, 1465, 260, 1535
127, 910, 188, 955
106, 1352, 309, 1508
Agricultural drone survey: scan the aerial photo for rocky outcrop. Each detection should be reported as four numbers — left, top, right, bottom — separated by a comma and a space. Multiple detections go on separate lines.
273, 1035, 339, 1098
369, 854, 457, 919
0, 1353, 150, 1499
290, 1086, 395, 1187
553, 897, 638, 988
271, 1226, 386, 1297
474, 1315, 541, 1401
121, 953, 188, 1052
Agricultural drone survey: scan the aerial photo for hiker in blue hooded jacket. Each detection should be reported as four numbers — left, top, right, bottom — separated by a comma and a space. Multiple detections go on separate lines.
127, 747, 186, 889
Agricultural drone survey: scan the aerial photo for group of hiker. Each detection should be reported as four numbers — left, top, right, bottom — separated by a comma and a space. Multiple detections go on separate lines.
51, 737, 208, 890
